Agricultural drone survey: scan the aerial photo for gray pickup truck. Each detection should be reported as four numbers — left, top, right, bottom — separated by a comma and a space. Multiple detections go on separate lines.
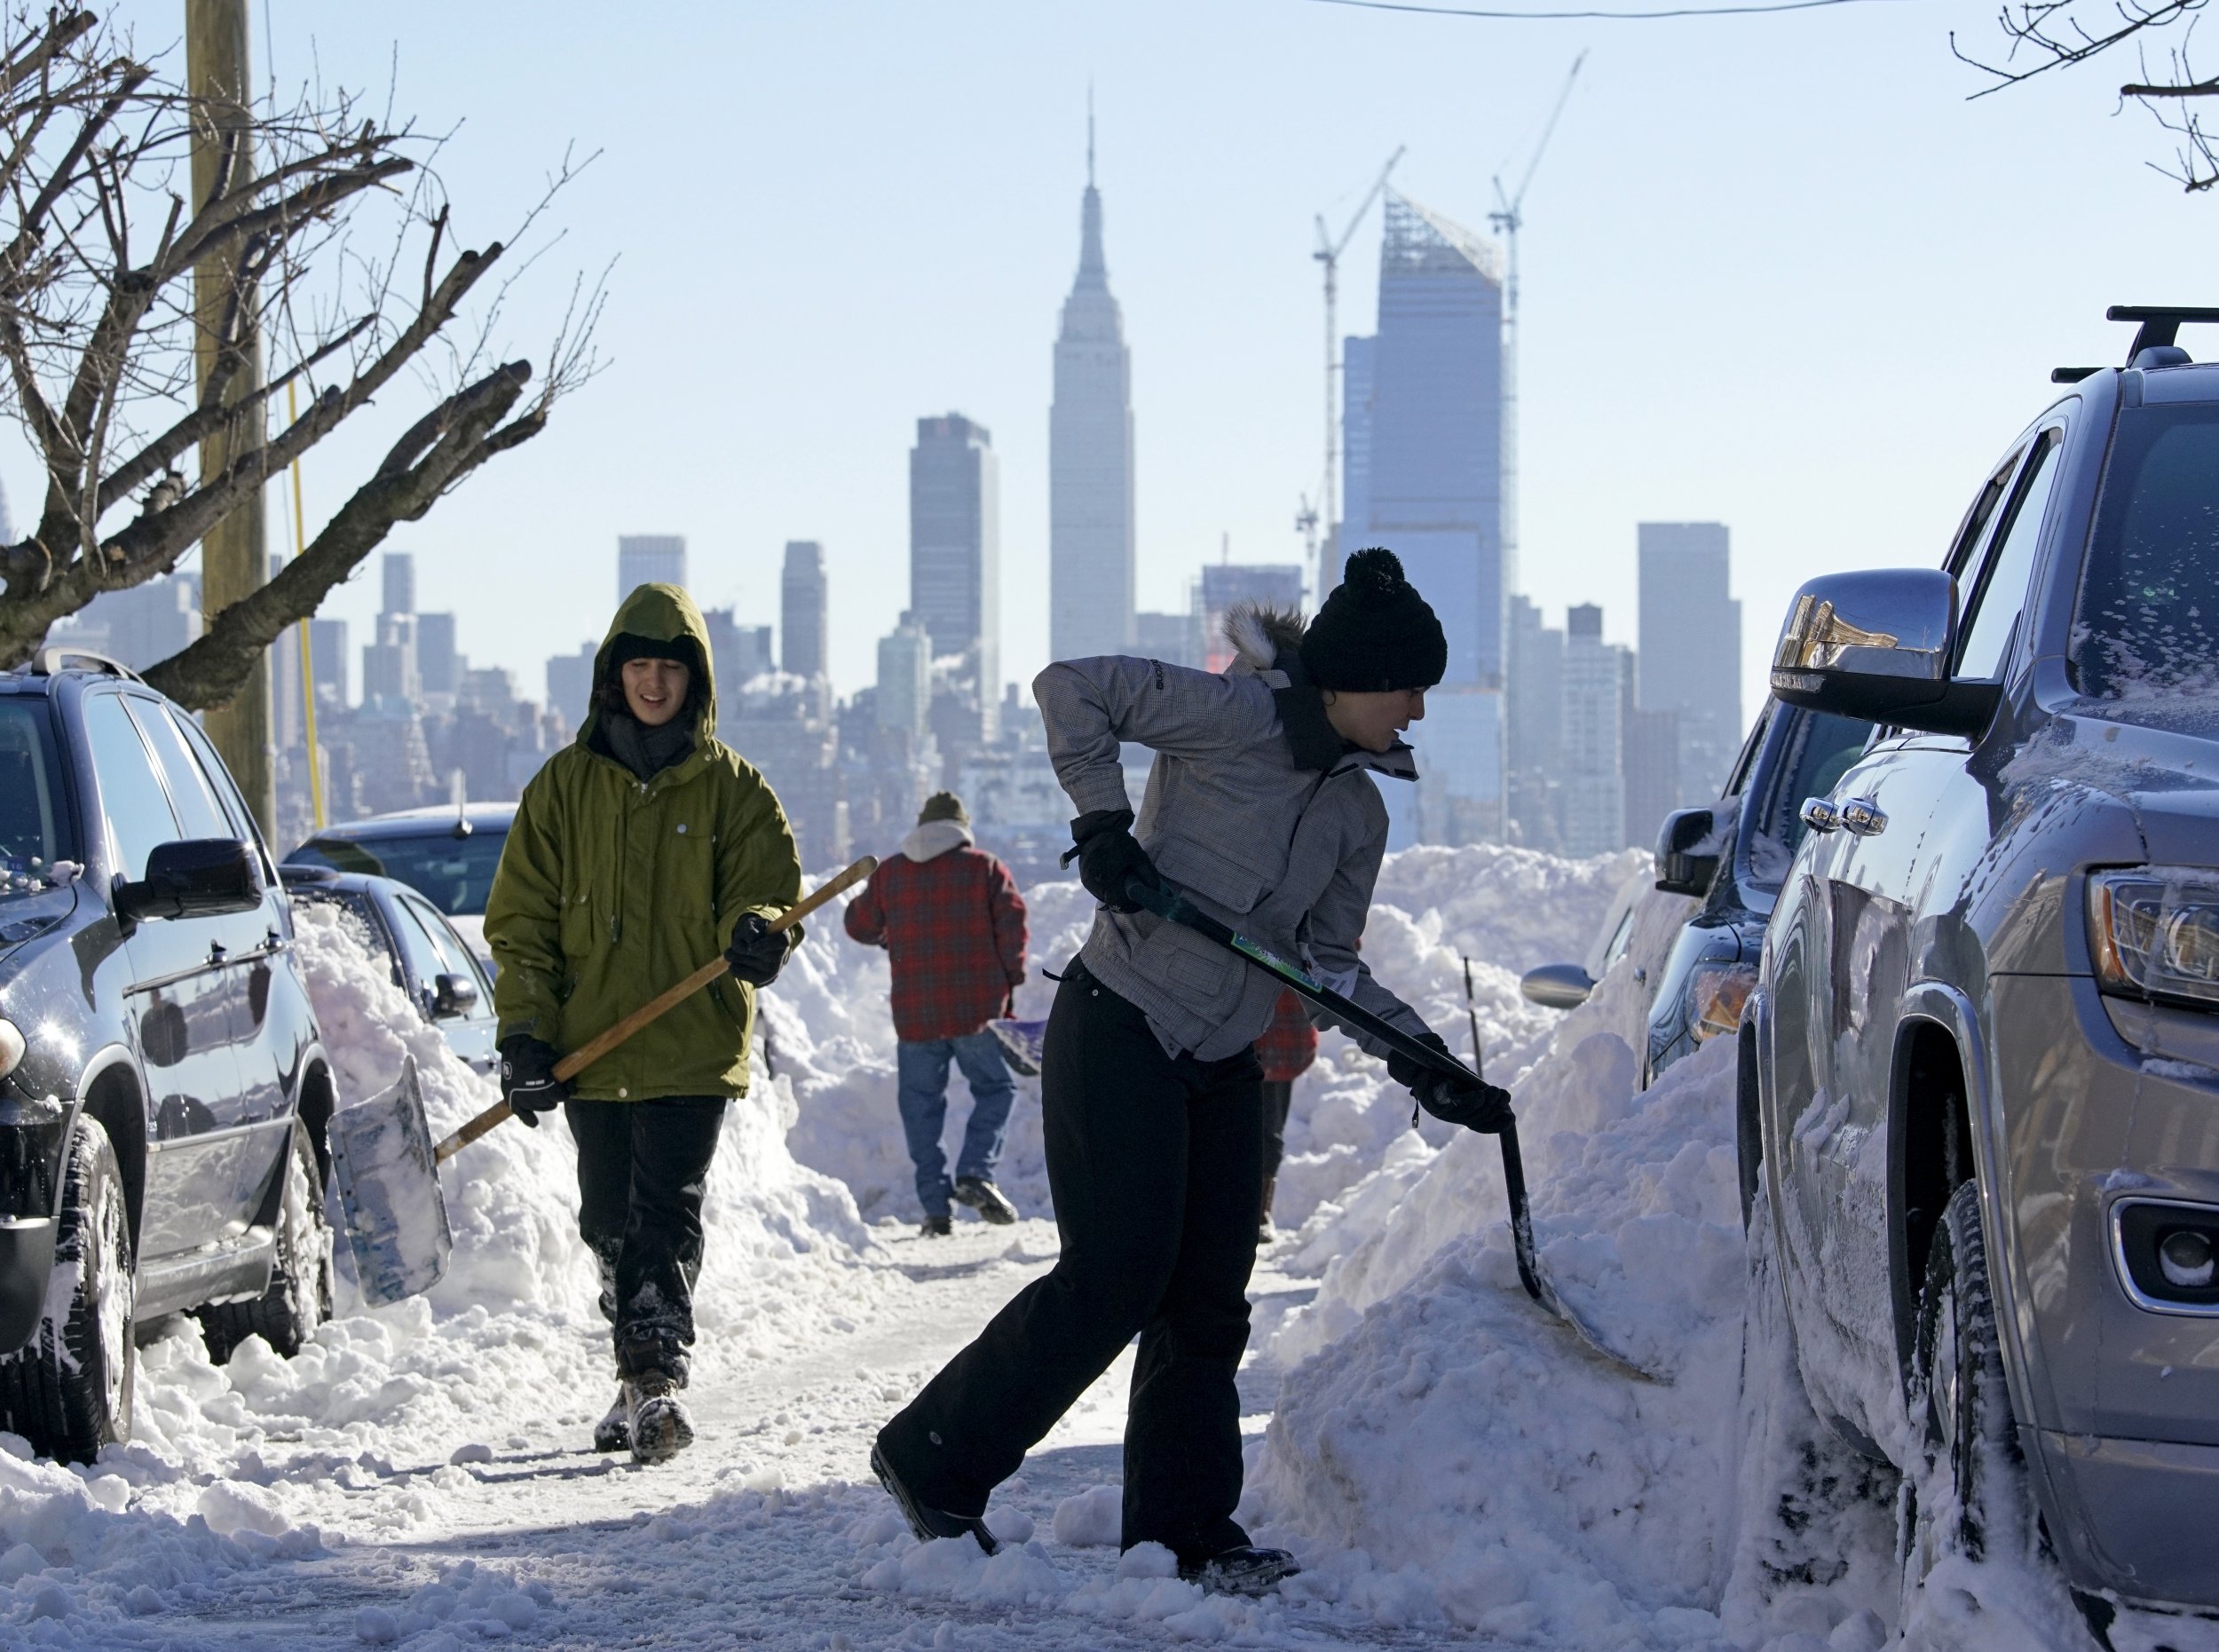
1745, 305, 2219, 1632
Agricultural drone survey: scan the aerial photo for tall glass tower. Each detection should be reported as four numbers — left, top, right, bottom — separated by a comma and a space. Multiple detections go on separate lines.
1355, 191, 1504, 844
909, 414, 999, 707
1049, 109, 1135, 663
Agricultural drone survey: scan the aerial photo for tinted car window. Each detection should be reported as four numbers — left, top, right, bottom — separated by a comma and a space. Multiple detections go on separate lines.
1741, 710, 1874, 887
0, 700, 75, 875
124, 700, 232, 842
287, 827, 507, 916
1957, 431, 2060, 684
2074, 405, 2219, 701
383, 890, 449, 1001
397, 896, 486, 997
83, 694, 181, 881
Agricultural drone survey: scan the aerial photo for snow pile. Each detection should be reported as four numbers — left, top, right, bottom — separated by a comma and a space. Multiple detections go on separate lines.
1247, 873, 2098, 1648
776, 843, 1638, 1232
0, 903, 881, 1642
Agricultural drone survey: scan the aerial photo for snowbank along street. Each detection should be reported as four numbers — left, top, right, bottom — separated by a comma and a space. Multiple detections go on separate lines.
0, 843, 2153, 1649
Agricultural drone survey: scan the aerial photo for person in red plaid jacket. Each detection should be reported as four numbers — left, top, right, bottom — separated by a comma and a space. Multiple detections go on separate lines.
845, 792, 1029, 1236
1255, 988, 1317, 1237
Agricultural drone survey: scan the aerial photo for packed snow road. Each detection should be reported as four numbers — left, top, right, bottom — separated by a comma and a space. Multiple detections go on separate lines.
102, 1221, 1498, 1651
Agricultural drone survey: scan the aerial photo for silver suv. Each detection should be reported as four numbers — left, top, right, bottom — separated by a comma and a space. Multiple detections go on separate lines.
1745, 305, 2219, 1624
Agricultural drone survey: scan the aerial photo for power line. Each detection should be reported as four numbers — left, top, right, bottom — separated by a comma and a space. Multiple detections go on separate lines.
1308, 0, 1911, 20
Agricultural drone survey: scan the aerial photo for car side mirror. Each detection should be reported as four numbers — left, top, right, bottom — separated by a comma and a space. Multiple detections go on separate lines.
1520, 962, 1595, 1010
1770, 569, 2006, 737
1654, 806, 1721, 897
115, 839, 264, 925
431, 972, 480, 1019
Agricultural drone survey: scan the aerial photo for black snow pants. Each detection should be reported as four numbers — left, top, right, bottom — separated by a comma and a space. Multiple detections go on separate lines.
878, 961, 1265, 1562
565, 1096, 727, 1384
1260, 1079, 1294, 1187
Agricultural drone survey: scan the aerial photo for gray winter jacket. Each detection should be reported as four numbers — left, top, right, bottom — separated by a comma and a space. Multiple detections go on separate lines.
1034, 605, 1432, 1063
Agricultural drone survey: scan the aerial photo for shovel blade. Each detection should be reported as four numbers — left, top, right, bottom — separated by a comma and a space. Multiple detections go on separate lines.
329, 1055, 453, 1308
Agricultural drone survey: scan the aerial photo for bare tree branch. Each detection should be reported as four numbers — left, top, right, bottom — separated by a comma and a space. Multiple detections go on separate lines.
0, 2, 602, 676
1957, 0, 2219, 189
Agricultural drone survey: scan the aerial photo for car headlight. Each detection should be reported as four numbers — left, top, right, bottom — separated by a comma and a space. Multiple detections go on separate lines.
0, 1020, 20, 1080
1690, 963, 1757, 1043
2089, 868, 2219, 1010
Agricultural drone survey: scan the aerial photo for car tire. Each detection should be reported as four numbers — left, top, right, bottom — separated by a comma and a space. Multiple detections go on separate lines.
0, 1117, 136, 1463
1899, 1180, 2030, 1599
195, 1123, 334, 1363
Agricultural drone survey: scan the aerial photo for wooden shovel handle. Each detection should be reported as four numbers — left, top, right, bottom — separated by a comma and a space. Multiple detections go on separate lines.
431, 857, 878, 1165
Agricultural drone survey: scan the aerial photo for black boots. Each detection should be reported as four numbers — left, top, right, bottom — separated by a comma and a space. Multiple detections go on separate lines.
952, 1176, 1017, 1225
870, 1439, 999, 1554
1181, 1545, 1300, 1596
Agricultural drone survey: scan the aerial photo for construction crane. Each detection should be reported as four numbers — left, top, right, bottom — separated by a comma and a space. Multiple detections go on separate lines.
1307, 146, 1403, 598
1489, 50, 1585, 595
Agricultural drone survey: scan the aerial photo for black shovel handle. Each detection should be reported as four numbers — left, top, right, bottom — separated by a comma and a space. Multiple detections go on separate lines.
1121, 875, 1545, 1304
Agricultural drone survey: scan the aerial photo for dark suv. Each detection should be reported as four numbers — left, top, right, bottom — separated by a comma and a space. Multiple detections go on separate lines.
1747, 306, 2219, 1624
0, 652, 335, 1461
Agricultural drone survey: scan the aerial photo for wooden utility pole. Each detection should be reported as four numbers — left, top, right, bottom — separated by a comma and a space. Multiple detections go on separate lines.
186, 0, 274, 839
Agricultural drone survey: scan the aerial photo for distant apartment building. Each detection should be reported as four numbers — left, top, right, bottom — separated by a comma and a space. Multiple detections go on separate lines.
1637, 522, 1741, 805
876, 613, 931, 739
910, 415, 999, 728
1195, 564, 1303, 673
702, 607, 773, 699
546, 644, 596, 729
46, 571, 201, 671
1337, 334, 1378, 597
383, 552, 416, 619
1049, 130, 1136, 662
780, 541, 828, 682
416, 612, 461, 701
618, 534, 687, 600
1506, 595, 1564, 852
1560, 604, 1626, 858
1136, 609, 1204, 670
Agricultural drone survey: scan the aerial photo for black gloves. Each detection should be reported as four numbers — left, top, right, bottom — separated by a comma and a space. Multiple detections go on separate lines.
498, 1034, 569, 1126
1387, 1032, 1516, 1134
724, 912, 793, 987
1070, 810, 1164, 913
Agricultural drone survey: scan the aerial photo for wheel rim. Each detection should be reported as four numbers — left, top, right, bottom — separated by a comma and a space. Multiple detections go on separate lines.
91, 1177, 129, 1416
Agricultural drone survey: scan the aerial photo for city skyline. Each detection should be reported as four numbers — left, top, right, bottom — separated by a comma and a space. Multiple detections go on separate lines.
61, 0, 2199, 734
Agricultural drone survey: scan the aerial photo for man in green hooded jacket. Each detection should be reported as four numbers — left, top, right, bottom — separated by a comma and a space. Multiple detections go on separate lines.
486, 583, 803, 1464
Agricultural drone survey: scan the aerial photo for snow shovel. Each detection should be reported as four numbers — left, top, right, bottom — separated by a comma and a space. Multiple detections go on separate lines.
331, 857, 880, 1307
1125, 878, 1663, 1384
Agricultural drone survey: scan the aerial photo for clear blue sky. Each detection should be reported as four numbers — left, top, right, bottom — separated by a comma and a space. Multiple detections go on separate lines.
47, 1, 2218, 721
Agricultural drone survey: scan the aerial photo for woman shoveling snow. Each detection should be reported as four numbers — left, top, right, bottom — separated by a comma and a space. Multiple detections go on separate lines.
871, 548, 1516, 1596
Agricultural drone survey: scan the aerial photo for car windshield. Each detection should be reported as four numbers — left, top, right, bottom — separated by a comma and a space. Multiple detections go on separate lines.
2073, 404, 2219, 713
1742, 710, 1874, 889
286, 826, 507, 915
0, 699, 76, 892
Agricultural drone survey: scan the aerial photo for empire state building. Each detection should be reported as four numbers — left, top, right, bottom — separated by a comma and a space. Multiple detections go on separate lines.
1049, 113, 1135, 662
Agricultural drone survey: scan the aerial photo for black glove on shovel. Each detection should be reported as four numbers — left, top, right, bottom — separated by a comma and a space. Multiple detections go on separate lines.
497, 1034, 569, 1127
1069, 810, 1164, 913
725, 912, 794, 987
1389, 1032, 1516, 1134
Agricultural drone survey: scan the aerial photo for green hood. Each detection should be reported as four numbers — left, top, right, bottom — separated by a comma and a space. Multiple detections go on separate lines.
579, 582, 719, 750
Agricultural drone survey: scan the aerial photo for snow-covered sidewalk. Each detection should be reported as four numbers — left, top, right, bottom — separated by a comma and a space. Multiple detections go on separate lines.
82, 1221, 1500, 1650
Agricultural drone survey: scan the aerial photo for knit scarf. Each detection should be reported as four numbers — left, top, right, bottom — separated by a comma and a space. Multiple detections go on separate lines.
600, 711, 694, 782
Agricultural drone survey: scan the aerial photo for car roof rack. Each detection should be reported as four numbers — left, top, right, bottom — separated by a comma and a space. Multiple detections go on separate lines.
2049, 305, 2219, 383
31, 646, 143, 682
2107, 304, 2219, 360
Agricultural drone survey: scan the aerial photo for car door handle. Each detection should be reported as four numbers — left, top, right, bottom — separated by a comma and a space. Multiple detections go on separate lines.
1841, 798, 1889, 836
1801, 797, 1840, 834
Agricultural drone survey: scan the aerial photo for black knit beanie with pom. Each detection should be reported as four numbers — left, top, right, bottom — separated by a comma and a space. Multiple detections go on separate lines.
1299, 548, 1448, 692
